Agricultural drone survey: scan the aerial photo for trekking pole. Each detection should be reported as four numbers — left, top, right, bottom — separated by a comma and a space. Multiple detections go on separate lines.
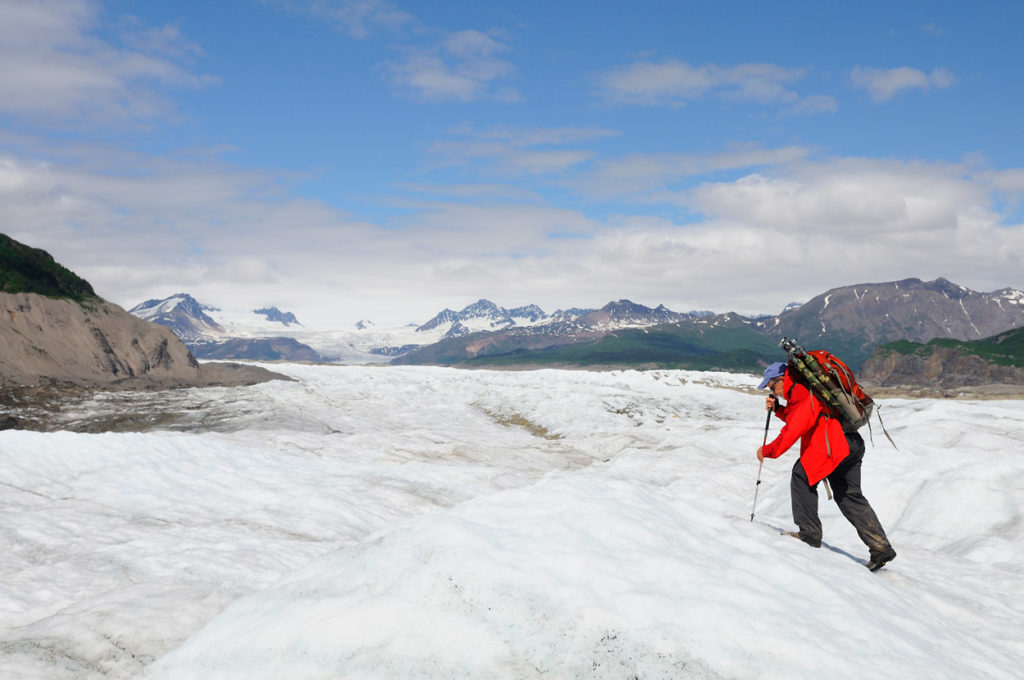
750, 408, 772, 522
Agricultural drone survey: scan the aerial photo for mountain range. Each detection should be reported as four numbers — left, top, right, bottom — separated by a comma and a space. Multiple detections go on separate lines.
393, 279, 1024, 372
129, 278, 1024, 384
11, 227, 1017, 392
410, 298, 707, 342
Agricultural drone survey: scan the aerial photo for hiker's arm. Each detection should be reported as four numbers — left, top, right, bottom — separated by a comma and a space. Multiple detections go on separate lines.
761, 387, 815, 458
767, 396, 789, 420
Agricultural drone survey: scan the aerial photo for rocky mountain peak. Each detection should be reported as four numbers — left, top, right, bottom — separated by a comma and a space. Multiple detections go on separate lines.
459, 299, 503, 318
508, 304, 546, 323
129, 294, 225, 342
254, 307, 301, 327
417, 308, 460, 332
417, 299, 552, 335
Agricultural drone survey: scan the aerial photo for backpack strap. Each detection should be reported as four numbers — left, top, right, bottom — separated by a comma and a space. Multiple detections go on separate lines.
875, 403, 899, 450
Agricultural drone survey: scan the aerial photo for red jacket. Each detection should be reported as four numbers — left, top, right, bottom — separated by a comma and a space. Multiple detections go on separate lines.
761, 373, 849, 486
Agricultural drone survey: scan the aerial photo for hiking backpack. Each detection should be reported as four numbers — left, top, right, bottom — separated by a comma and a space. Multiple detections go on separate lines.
779, 337, 895, 447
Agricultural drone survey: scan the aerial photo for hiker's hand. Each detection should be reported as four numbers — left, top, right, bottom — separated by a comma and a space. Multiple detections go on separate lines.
756, 446, 765, 461
765, 396, 776, 411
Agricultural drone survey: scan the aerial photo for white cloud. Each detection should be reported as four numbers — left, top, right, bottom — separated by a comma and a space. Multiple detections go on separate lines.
3, 141, 1022, 326
571, 145, 810, 199
673, 159, 1021, 301
850, 66, 957, 102
597, 59, 811, 108
385, 29, 520, 102
987, 168, 1024, 195
0, 0, 217, 125
464, 158, 1024, 317
0, 148, 384, 317
265, 0, 415, 38
427, 125, 618, 176
397, 201, 600, 254
263, 3, 518, 104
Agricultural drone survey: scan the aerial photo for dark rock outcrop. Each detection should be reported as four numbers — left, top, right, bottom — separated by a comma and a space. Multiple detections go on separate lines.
862, 347, 1024, 388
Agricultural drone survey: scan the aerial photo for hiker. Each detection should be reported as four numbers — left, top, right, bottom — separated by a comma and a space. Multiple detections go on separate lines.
756, 361, 897, 571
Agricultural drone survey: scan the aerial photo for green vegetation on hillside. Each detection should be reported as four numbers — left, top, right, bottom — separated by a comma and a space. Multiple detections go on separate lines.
455, 322, 780, 372
871, 327, 1024, 367
0, 234, 97, 301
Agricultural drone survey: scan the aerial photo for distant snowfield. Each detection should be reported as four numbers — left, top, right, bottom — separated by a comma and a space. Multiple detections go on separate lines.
205, 309, 431, 363
1, 366, 1022, 679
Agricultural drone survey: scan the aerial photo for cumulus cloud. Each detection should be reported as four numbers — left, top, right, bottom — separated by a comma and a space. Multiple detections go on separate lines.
3, 137, 1022, 326
987, 168, 1024, 195
596, 59, 814, 108
690, 160, 981, 233
370, 157, 1023, 318
0, 0, 217, 125
639, 159, 1021, 308
458, 157, 1024, 316
0, 147, 385, 318
850, 66, 957, 102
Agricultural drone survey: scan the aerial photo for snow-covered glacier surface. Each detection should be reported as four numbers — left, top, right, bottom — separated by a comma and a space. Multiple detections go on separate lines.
1, 365, 1022, 679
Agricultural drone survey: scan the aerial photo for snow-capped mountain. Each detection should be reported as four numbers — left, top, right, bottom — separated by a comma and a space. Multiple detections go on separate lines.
565, 300, 693, 330
128, 293, 702, 365
131, 295, 310, 339
129, 294, 225, 343
413, 299, 695, 341
128, 294, 455, 364
416, 299, 552, 338
129, 278, 1024, 371
129, 294, 328, 362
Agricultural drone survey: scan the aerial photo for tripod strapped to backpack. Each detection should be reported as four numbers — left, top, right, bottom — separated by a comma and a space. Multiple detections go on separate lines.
779, 337, 896, 449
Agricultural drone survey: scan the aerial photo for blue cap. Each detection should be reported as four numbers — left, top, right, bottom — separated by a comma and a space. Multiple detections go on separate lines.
757, 362, 787, 390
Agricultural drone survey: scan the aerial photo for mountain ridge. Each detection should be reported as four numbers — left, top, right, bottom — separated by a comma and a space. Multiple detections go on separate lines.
764, 277, 1024, 367
394, 279, 1024, 376
126, 278, 1024, 383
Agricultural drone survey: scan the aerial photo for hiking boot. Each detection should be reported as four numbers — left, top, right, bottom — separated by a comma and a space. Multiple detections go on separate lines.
866, 547, 897, 572
782, 531, 821, 548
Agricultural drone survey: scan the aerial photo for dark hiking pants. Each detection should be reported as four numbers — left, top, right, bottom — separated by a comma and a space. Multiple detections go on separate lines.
791, 432, 894, 558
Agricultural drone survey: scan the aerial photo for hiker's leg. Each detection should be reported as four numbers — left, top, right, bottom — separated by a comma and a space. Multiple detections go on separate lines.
790, 459, 822, 547
831, 433, 894, 557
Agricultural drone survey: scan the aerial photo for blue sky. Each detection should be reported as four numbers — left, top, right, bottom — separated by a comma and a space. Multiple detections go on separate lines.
2, 0, 1023, 326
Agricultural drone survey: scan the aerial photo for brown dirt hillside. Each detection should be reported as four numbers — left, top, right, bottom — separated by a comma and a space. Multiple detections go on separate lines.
0, 292, 284, 390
